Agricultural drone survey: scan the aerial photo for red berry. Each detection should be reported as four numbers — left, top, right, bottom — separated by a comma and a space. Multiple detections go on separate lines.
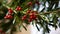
30, 16, 33, 19
29, 11, 37, 20
27, 10, 31, 13
31, 11, 34, 13
32, 12, 37, 16
30, 13, 34, 16
4, 15, 12, 19
30, 15, 37, 20
33, 15, 37, 19
16, 6, 22, 11
22, 17, 25, 20
8, 9, 13, 14
28, 2, 32, 6
8, 12, 13, 15
28, 19, 32, 22
4, 16, 7, 19
7, 15, 12, 19
22, 15, 27, 20
23, 15, 27, 18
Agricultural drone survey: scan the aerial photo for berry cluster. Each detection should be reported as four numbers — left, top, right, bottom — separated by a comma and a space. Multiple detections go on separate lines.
22, 10, 38, 22
22, 15, 27, 20
27, 2, 32, 6
4, 6, 22, 19
4, 9, 13, 19
4, 1, 39, 19
29, 11, 38, 22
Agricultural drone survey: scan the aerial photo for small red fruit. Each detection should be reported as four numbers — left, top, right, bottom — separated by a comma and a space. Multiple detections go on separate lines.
16, 6, 22, 11
28, 19, 32, 22
22, 17, 25, 20
22, 15, 27, 20
8, 12, 13, 15
27, 2, 32, 6
4, 15, 12, 19
30, 16, 33, 19
29, 11, 37, 20
8, 9, 13, 14
23, 15, 27, 18
27, 10, 31, 13
33, 15, 37, 19
30, 13, 34, 16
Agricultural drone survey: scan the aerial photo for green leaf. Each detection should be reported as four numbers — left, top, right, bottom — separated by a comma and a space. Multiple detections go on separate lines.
53, 14, 58, 29
19, 25, 23, 32
59, 23, 60, 28
22, 25, 27, 31
36, 24, 40, 31
40, 8, 45, 12
46, 25, 50, 33
37, 15, 45, 28
57, 11, 60, 17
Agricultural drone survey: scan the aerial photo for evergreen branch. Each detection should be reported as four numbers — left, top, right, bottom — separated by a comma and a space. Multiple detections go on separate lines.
40, 10, 60, 15
3, 4, 60, 15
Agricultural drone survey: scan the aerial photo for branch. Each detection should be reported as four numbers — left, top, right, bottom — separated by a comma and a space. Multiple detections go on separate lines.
40, 10, 60, 15
3, 4, 60, 15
